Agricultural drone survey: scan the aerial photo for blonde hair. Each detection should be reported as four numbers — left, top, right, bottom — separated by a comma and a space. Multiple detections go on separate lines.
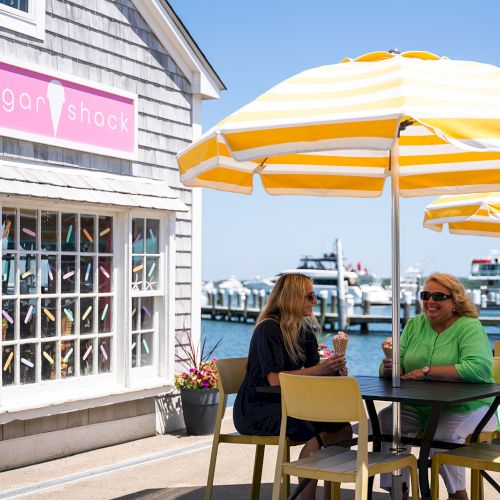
424, 272, 478, 318
256, 273, 321, 365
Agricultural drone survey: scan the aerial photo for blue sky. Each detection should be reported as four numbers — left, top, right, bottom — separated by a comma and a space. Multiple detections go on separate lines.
169, 0, 500, 281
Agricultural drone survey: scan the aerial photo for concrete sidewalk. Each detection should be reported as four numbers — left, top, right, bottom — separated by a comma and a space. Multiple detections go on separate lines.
0, 408, 498, 499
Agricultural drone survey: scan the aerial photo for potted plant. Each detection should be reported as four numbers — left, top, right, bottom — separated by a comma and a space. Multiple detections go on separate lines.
175, 331, 222, 435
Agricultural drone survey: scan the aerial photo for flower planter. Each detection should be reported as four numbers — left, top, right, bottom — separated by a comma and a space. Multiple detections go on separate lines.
180, 387, 220, 435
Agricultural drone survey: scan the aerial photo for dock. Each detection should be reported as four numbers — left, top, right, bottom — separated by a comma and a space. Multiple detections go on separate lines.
202, 290, 500, 333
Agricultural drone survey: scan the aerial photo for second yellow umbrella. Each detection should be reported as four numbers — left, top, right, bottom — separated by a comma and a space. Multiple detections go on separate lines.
424, 192, 500, 237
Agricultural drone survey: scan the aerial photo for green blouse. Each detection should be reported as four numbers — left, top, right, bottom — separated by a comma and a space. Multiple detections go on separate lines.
400, 314, 494, 423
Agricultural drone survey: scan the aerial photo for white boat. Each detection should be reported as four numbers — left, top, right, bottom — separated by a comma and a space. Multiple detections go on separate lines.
357, 272, 392, 305
243, 247, 363, 302
470, 250, 500, 283
469, 250, 500, 305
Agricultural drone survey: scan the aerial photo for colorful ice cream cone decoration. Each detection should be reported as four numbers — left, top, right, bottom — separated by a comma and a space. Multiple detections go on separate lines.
381, 336, 393, 359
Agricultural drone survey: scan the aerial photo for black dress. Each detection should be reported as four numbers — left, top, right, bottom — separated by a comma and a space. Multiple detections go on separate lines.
233, 319, 347, 442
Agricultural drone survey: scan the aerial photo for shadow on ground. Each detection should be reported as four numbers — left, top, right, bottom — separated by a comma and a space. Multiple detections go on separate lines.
113, 484, 391, 499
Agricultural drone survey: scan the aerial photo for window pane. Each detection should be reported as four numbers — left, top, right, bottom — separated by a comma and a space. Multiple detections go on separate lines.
41, 298, 56, 337
132, 219, 144, 254
98, 216, 112, 253
41, 342, 56, 380
146, 219, 159, 254
80, 256, 94, 293
131, 256, 144, 291
98, 337, 111, 373
80, 338, 94, 376
2, 299, 15, 341
60, 340, 75, 378
20, 209, 37, 251
20, 343, 36, 384
41, 211, 57, 251
2, 207, 15, 251
145, 257, 159, 291
141, 332, 153, 366
131, 333, 138, 368
61, 213, 76, 252
61, 256, 76, 293
2, 345, 15, 385
0, 1, 29, 12
61, 298, 75, 336
2, 253, 15, 295
98, 256, 112, 293
19, 254, 37, 294
98, 296, 111, 333
80, 215, 95, 253
80, 297, 94, 334
20, 298, 37, 339
41, 255, 57, 294
131, 298, 139, 331
140, 297, 154, 330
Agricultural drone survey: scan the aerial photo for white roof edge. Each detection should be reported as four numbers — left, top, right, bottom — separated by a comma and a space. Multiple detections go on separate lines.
130, 0, 225, 100
0, 163, 189, 213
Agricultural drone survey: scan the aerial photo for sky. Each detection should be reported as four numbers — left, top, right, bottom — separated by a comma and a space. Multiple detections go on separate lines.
169, 0, 500, 282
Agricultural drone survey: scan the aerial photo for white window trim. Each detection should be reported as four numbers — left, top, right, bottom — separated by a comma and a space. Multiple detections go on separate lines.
0, 0, 46, 41
0, 199, 177, 418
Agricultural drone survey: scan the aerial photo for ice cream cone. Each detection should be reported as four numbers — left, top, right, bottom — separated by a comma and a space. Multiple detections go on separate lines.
382, 347, 393, 359
333, 337, 348, 354
47, 80, 66, 136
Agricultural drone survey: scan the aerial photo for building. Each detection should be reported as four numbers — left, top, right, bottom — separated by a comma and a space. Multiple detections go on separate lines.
0, 0, 223, 470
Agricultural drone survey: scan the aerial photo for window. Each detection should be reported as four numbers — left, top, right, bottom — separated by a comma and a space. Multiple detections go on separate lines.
0, 1, 28, 12
0, 0, 45, 40
130, 217, 161, 370
1, 207, 114, 386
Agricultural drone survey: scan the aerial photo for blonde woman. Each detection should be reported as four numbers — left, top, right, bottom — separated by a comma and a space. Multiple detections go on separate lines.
234, 273, 352, 500
379, 272, 497, 500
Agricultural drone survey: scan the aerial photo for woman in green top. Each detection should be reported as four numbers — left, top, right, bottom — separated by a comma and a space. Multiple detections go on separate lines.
379, 272, 497, 500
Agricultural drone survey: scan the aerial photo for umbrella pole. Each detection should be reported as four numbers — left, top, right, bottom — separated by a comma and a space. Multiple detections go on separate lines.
390, 140, 403, 499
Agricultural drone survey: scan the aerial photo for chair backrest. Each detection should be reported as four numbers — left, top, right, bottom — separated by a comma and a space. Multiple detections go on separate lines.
493, 357, 500, 382
278, 373, 370, 490
215, 357, 248, 397
279, 373, 366, 423
494, 341, 500, 357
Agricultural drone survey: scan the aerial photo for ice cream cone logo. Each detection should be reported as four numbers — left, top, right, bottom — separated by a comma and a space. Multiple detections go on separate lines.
47, 79, 66, 136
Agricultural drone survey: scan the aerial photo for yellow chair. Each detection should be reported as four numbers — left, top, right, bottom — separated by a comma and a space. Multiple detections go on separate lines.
272, 374, 419, 500
431, 443, 500, 500
494, 341, 500, 357
205, 357, 301, 500
430, 357, 500, 500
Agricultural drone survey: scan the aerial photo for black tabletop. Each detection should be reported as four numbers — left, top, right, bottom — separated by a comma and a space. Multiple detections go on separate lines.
356, 375, 500, 405
258, 375, 500, 405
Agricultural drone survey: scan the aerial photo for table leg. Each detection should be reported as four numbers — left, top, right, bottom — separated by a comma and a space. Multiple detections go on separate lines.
419, 404, 442, 500
365, 400, 381, 500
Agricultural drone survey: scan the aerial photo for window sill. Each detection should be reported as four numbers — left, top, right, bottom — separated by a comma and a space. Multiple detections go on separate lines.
0, 375, 175, 424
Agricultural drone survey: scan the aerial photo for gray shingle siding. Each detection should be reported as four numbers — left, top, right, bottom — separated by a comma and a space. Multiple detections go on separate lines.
0, 0, 195, 351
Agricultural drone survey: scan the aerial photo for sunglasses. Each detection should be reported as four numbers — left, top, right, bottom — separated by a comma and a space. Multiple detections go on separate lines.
419, 291, 452, 302
305, 292, 317, 302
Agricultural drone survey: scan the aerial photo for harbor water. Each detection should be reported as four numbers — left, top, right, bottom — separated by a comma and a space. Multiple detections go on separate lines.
203, 305, 500, 379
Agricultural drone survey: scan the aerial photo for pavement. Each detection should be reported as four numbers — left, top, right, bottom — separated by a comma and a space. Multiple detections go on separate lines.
0, 405, 498, 499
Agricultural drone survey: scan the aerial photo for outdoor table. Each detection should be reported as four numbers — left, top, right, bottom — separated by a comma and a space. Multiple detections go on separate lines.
259, 375, 500, 499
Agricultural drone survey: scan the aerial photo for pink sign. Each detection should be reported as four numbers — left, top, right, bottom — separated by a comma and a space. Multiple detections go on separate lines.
0, 58, 137, 159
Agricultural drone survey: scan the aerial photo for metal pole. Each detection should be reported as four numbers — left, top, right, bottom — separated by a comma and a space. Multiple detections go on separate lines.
336, 238, 347, 331
391, 140, 403, 499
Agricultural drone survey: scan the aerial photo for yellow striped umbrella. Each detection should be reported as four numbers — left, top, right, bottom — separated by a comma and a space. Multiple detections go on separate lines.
178, 51, 500, 197
178, 52, 500, 494
424, 192, 500, 237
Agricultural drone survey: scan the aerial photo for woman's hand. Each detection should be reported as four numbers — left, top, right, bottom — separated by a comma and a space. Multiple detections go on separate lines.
381, 358, 392, 378
401, 368, 425, 381
316, 353, 346, 376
